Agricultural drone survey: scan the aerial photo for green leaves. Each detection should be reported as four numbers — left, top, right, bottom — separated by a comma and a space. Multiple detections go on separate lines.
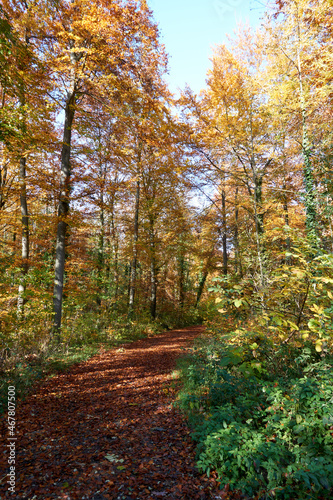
177, 334, 333, 499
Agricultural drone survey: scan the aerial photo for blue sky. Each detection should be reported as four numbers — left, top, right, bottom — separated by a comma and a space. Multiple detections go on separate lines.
148, 0, 265, 94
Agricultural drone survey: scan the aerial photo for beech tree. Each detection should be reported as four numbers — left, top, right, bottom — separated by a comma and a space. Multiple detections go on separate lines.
37, 0, 168, 333
1, 0, 332, 369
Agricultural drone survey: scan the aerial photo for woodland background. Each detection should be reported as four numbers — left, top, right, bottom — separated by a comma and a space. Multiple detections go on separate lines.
1, 0, 333, 496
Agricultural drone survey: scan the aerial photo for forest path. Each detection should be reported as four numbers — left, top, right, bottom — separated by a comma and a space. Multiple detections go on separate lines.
1, 325, 221, 499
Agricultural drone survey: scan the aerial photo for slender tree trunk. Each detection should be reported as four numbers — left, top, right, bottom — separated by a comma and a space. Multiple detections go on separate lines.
53, 91, 75, 335
234, 187, 243, 277
0, 150, 8, 210
221, 186, 228, 275
195, 245, 215, 308
149, 219, 157, 320
110, 202, 119, 302
251, 168, 265, 290
96, 198, 104, 306
282, 173, 291, 252
195, 270, 208, 308
178, 252, 185, 310
150, 260, 157, 319
16, 0, 30, 319
17, 156, 29, 316
295, 5, 317, 241
327, 194, 333, 254
97, 157, 105, 307
254, 174, 264, 236
128, 179, 140, 319
249, 106, 265, 290
127, 263, 132, 301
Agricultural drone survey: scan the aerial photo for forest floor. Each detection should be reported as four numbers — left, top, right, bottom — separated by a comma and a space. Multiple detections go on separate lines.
0, 325, 226, 500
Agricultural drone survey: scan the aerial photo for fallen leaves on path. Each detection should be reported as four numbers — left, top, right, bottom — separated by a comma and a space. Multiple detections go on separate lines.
0, 326, 228, 499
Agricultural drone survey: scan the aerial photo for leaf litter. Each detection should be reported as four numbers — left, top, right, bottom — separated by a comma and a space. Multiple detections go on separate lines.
0, 325, 234, 499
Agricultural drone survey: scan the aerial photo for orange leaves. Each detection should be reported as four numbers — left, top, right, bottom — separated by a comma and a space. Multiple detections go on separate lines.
6, 325, 219, 499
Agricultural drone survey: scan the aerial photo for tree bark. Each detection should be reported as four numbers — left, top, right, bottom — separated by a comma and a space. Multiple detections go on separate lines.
295, 3, 317, 242
53, 91, 75, 335
17, 156, 29, 316
195, 269, 208, 308
149, 219, 157, 320
221, 186, 228, 275
178, 251, 185, 310
150, 259, 157, 319
128, 179, 140, 319
282, 165, 291, 255
96, 150, 105, 307
109, 198, 119, 302
234, 187, 243, 277
253, 174, 264, 289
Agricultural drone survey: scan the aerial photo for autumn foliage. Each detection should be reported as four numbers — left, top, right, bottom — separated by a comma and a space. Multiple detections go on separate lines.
0, 0, 333, 497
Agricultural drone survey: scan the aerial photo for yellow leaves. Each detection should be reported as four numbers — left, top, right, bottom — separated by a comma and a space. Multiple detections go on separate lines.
287, 321, 299, 331
291, 268, 306, 278
274, 316, 283, 326
310, 304, 327, 316
258, 314, 270, 326
234, 329, 245, 335
315, 342, 323, 353
215, 297, 227, 313
308, 318, 319, 331
317, 277, 333, 285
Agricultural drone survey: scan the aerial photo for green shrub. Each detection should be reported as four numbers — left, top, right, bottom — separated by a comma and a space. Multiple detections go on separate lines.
177, 336, 333, 499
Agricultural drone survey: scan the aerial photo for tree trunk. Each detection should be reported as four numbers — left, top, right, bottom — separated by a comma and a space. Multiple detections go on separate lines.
53, 92, 75, 335
234, 187, 243, 277
110, 202, 119, 302
150, 260, 157, 319
301, 108, 317, 239
221, 186, 228, 275
149, 219, 157, 320
96, 157, 105, 307
195, 269, 208, 308
254, 174, 264, 236
0, 151, 8, 210
178, 252, 185, 310
195, 245, 215, 308
295, 4, 317, 242
17, 156, 29, 316
15, 0, 30, 319
282, 175, 291, 253
253, 173, 264, 289
128, 179, 140, 319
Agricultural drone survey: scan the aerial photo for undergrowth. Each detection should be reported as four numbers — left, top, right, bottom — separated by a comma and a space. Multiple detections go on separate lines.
0, 312, 168, 415
0, 300, 204, 415
176, 331, 333, 499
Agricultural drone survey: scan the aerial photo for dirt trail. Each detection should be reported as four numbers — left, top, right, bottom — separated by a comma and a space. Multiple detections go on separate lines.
1, 325, 220, 499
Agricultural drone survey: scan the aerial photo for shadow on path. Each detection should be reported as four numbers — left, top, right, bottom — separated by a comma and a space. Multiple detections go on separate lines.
1, 325, 220, 500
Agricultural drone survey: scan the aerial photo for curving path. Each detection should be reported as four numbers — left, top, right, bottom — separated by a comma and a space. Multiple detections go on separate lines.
1, 326, 221, 499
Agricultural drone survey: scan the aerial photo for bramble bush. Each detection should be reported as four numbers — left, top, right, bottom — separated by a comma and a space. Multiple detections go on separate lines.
177, 334, 333, 499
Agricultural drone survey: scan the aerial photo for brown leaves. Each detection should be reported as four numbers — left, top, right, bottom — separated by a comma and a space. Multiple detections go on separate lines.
0, 326, 226, 499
